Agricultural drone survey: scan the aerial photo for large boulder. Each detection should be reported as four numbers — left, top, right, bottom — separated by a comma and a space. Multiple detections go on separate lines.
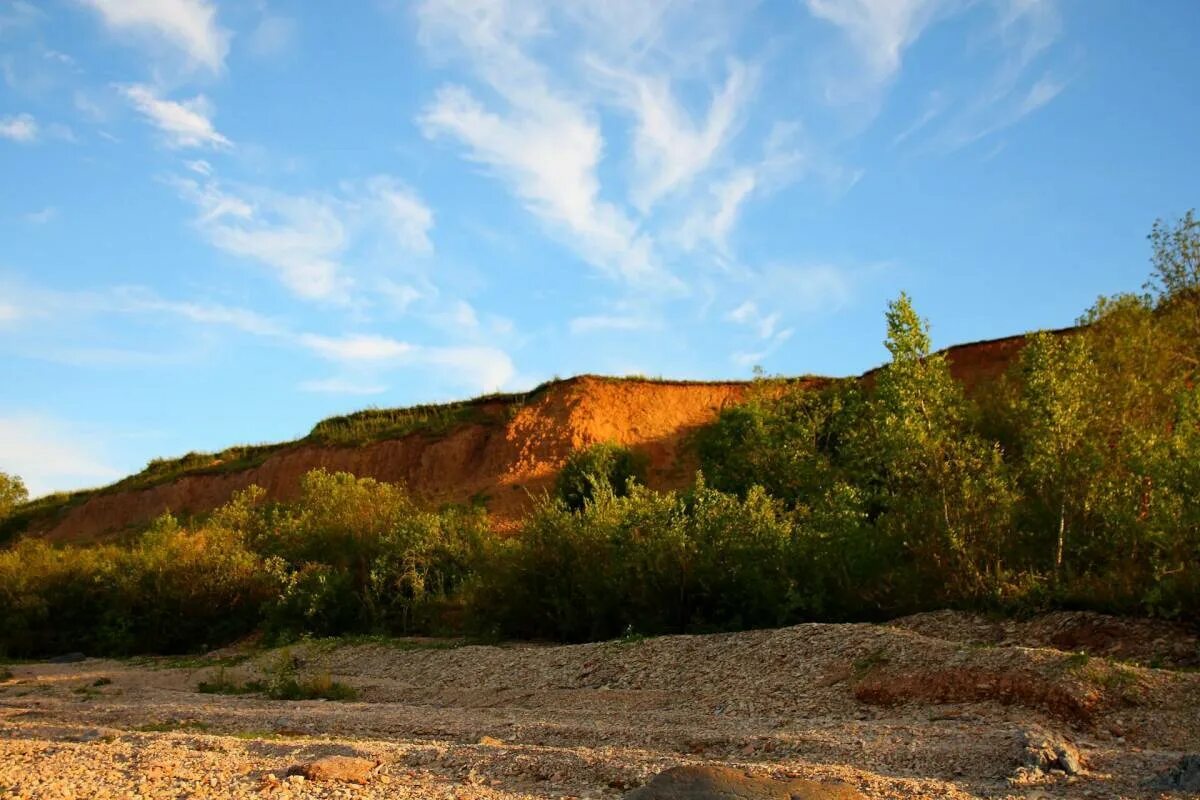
289, 756, 378, 784
624, 765, 865, 800
1150, 755, 1200, 792
1018, 727, 1083, 776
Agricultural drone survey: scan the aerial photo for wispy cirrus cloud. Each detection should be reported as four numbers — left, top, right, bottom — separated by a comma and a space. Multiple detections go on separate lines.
805, 0, 955, 97
0, 112, 38, 142
568, 314, 657, 335
416, 0, 669, 290
592, 58, 755, 212
23, 206, 57, 224
298, 377, 387, 396
119, 84, 230, 149
813, 0, 1070, 151
300, 333, 516, 392
171, 172, 434, 303
78, 0, 230, 73
2, 279, 519, 394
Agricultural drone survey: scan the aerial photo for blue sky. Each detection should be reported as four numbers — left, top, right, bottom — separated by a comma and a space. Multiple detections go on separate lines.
1, 0, 1197, 496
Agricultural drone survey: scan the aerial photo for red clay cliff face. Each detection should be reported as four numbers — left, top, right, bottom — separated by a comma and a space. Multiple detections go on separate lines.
39, 378, 759, 543
34, 331, 1060, 544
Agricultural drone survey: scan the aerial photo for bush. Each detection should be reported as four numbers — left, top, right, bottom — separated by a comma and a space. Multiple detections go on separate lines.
472, 477, 801, 641
555, 442, 647, 511
0, 519, 273, 658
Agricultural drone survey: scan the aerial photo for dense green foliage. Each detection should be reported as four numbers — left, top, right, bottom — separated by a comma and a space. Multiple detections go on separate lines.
0, 213, 1195, 655
693, 211, 1200, 621
473, 478, 803, 641
555, 442, 647, 511
0, 473, 27, 519
0, 470, 485, 658
0, 522, 273, 656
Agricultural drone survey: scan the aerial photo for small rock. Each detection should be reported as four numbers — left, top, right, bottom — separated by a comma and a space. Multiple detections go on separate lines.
1149, 755, 1200, 792
624, 765, 866, 800
289, 756, 378, 784
1019, 727, 1084, 776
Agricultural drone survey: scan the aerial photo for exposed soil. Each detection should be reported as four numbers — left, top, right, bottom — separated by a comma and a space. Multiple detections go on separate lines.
28, 329, 1062, 545
36, 377, 758, 542
1, 610, 1195, 799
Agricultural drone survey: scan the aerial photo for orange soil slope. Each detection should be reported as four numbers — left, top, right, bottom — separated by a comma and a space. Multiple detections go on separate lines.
32, 330, 1059, 544
38, 378, 761, 543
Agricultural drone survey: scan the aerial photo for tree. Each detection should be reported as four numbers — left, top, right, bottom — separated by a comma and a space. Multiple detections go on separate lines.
847, 294, 1014, 602
0, 473, 28, 518
1016, 332, 1103, 581
1146, 209, 1200, 302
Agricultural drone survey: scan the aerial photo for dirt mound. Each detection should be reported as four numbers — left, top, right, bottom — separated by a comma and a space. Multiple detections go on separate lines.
891, 610, 1200, 668
23, 329, 1064, 544
853, 666, 1104, 727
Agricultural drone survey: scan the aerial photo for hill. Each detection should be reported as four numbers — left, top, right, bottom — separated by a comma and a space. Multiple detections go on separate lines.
5, 329, 1048, 545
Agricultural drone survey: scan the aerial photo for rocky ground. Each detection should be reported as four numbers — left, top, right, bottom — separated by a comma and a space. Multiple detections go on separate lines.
1, 611, 1197, 799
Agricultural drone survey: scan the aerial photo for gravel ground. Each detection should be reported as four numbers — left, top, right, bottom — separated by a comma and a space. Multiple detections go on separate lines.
0, 612, 1196, 799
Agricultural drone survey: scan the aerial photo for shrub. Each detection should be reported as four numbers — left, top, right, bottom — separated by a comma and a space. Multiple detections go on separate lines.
0, 519, 273, 658
472, 477, 801, 641
555, 442, 647, 511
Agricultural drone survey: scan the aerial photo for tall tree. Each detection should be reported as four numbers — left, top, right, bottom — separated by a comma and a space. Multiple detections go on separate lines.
0, 473, 28, 519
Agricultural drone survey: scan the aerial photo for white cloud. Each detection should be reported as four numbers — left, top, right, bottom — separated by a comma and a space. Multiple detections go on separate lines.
173, 172, 435, 303
3, 277, 517, 396
416, 0, 670, 289
299, 333, 515, 392
173, 179, 347, 301
185, 159, 212, 175
805, 0, 953, 92
299, 377, 387, 396
247, 13, 297, 60
419, 345, 515, 392
759, 264, 855, 314
300, 333, 414, 362
362, 176, 434, 254
597, 59, 754, 212
892, 91, 946, 147
0, 302, 23, 323
445, 300, 479, 329
120, 84, 230, 149
377, 280, 427, 313
677, 169, 758, 257
726, 301, 780, 339
569, 314, 656, 335
111, 288, 284, 337
79, 0, 230, 73
0, 113, 38, 143
930, 2, 1067, 150
0, 414, 123, 497
941, 71, 1067, 148
23, 206, 57, 224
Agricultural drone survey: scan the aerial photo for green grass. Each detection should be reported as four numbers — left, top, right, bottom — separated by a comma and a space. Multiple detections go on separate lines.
122, 652, 252, 671
196, 663, 357, 702
266, 672, 357, 701
0, 668, 12, 681
196, 667, 264, 696
1063, 651, 1091, 670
